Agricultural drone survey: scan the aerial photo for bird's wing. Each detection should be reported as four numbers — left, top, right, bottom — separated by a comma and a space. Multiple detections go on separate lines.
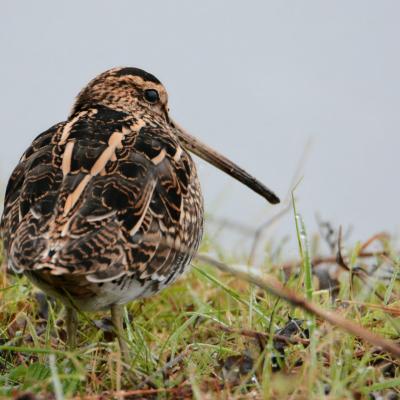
78, 123, 195, 283
2, 109, 195, 285
1, 123, 64, 260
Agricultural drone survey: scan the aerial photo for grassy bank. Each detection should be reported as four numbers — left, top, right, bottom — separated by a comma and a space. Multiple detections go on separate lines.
0, 215, 399, 399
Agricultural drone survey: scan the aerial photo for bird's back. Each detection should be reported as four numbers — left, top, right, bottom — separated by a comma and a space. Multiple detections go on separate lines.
1, 105, 204, 310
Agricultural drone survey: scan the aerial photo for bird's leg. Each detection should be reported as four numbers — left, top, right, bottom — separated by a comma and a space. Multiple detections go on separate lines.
65, 307, 78, 350
111, 304, 131, 365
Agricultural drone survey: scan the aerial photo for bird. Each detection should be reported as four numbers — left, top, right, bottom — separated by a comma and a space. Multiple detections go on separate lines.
0, 67, 280, 361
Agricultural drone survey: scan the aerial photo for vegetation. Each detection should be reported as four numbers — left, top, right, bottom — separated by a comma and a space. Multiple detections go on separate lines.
0, 206, 399, 399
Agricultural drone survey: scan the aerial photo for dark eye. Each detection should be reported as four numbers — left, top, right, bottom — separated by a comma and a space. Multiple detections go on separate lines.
144, 89, 160, 103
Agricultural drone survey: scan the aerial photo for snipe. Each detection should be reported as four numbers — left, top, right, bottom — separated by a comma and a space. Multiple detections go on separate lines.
1, 67, 279, 362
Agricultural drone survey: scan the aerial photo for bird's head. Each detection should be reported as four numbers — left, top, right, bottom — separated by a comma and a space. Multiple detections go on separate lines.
71, 67, 169, 119
71, 67, 280, 205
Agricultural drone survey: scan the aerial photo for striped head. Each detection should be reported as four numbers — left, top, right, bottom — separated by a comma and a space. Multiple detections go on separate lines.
70, 67, 169, 119
71, 66, 280, 205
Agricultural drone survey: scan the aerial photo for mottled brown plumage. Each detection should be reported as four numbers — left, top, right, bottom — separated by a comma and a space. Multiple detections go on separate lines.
1, 67, 279, 356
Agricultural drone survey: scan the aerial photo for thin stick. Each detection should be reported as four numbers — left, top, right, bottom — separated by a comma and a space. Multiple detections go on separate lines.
214, 323, 310, 346
337, 300, 400, 317
280, 251, 389, 272
359, 232, 389, 252
73, 380, 224, 400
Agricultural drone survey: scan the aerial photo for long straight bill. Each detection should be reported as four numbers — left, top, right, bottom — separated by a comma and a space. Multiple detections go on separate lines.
172, 121, 280, 204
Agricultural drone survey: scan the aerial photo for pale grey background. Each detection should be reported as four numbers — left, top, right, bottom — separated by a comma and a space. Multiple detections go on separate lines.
1, 1, 399, 257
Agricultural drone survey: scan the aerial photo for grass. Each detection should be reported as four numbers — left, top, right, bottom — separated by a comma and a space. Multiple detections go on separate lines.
0, 207, 399, 399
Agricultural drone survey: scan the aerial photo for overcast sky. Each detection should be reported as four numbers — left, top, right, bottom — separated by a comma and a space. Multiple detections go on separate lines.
1, 1, 399, 257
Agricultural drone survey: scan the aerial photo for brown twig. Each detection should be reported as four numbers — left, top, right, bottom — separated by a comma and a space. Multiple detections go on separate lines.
280, 230, 392, 273
336, 226, 350, 271
195, 254, 400, 359
280, 251, 388, 272
214, 323, 310, 346
337, 300, 400, 317
336, 228, 386, 302
359, 232, 390, 253
74, 380, 224, 399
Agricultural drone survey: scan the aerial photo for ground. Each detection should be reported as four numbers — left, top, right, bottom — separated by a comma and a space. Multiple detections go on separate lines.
0, 216, 399, 399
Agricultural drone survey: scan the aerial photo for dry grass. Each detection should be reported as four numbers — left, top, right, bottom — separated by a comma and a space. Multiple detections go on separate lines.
0, 212, 399, 399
